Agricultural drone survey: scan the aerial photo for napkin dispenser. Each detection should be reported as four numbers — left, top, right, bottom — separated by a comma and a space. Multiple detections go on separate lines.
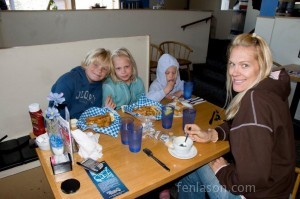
50, 153, 72, 175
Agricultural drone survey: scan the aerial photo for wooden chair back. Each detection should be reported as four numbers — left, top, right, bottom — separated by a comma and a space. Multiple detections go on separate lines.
149, 43, 163, 83
150, 43, 163, 68
159, 41, 193, 61
292, 167, 300, 199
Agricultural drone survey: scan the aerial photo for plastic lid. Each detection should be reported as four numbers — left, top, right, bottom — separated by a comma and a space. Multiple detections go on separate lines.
61, 178, 80, 194
70, 119, 78, 129
29, 103, 40, 112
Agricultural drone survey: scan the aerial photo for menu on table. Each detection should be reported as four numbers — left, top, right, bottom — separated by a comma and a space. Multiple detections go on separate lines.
86, 161, 128, 199
57, 116, 73, 162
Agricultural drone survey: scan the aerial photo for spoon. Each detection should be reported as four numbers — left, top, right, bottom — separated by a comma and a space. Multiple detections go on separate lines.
179, 134, 189, 147
180, 127, 191, 147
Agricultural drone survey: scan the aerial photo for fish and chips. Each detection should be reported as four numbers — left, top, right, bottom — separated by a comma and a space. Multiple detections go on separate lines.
174, 102, 185, 116
132, 106, 160, 117
86, 112, 114, 128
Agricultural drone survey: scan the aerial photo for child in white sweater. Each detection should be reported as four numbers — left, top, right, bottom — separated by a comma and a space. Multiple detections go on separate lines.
147, 54, 184, 102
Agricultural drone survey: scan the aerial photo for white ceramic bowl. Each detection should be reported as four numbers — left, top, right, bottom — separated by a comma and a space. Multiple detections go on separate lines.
36, 133, 50, 151
171, 136, 193, 155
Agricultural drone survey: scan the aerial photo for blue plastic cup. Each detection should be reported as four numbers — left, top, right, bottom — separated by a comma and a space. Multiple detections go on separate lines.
120, 117, 134, 145
182, 108, 196, 130
184, 81, 193, 100
162, 105, 175, 129
128, 124, 143, 153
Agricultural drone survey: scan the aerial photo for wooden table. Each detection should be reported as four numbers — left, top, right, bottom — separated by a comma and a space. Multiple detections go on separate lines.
35, 101, 229, 199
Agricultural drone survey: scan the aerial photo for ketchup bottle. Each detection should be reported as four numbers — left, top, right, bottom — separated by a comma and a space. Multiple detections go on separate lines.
29, 103, 46, 136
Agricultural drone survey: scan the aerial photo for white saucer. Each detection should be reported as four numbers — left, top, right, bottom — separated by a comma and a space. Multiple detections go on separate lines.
168, 146, 197, 159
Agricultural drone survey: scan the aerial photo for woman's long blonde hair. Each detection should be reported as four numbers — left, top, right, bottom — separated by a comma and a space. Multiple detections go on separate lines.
225, 33, 273, 120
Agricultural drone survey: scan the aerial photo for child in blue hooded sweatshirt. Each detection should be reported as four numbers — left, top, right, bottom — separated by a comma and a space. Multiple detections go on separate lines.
147, 53, 184, 102
50, 48, 116, 119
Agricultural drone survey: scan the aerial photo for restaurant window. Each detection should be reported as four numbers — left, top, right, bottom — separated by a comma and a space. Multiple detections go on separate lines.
76, 0, 119, 9
4, 0, 119, 10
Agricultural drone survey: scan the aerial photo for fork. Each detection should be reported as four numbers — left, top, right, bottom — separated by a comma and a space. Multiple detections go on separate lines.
190, 98, 204, 105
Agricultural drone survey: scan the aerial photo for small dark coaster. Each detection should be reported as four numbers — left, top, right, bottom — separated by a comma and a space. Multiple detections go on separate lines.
61, 178, 80, 194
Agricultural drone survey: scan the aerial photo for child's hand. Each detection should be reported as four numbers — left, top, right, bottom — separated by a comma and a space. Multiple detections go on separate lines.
173, 90, 183, 98
105, 96, 116, 109
165, 94, 174, 99
164, 80, 176, 94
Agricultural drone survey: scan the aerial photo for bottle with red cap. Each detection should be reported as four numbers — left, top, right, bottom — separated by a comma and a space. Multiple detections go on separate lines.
29, 103, 46, 136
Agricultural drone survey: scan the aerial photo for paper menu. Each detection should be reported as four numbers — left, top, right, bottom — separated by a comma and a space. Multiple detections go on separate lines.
57, 116, 74, 162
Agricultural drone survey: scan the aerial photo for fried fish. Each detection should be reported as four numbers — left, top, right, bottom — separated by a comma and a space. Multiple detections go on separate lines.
86, 112, 112, 128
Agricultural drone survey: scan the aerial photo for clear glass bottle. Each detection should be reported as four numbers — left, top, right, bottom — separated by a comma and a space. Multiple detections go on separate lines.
46, 118, 64, 155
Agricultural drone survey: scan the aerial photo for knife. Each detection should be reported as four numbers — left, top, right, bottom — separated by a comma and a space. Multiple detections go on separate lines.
209, 110, 216, 125
143, 148, 170, 172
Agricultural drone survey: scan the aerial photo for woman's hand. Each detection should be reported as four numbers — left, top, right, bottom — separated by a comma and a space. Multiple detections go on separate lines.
209, 157, 228, 173
184, 124, 218, 143
104, 96, 116, 109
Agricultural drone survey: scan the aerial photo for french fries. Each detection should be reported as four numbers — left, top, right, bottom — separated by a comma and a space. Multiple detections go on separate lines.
132, 106, 160, 116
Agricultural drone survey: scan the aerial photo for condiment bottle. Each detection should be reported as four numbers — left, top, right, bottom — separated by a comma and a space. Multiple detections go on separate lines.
29, 103, 46, 136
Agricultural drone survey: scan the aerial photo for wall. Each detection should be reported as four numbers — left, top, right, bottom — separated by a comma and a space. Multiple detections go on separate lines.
190, 0, 231, 39
189, 0, 259, 39
244, 0, 260, 33
255, 17, 300, 68
165, 0, 187, 9
212, 10, 234, 39
190, 0, 219, 11
254, 16, 275, 44
0, 10, 211, 64
255, 16, 300, 120
269, 17, 300, 66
